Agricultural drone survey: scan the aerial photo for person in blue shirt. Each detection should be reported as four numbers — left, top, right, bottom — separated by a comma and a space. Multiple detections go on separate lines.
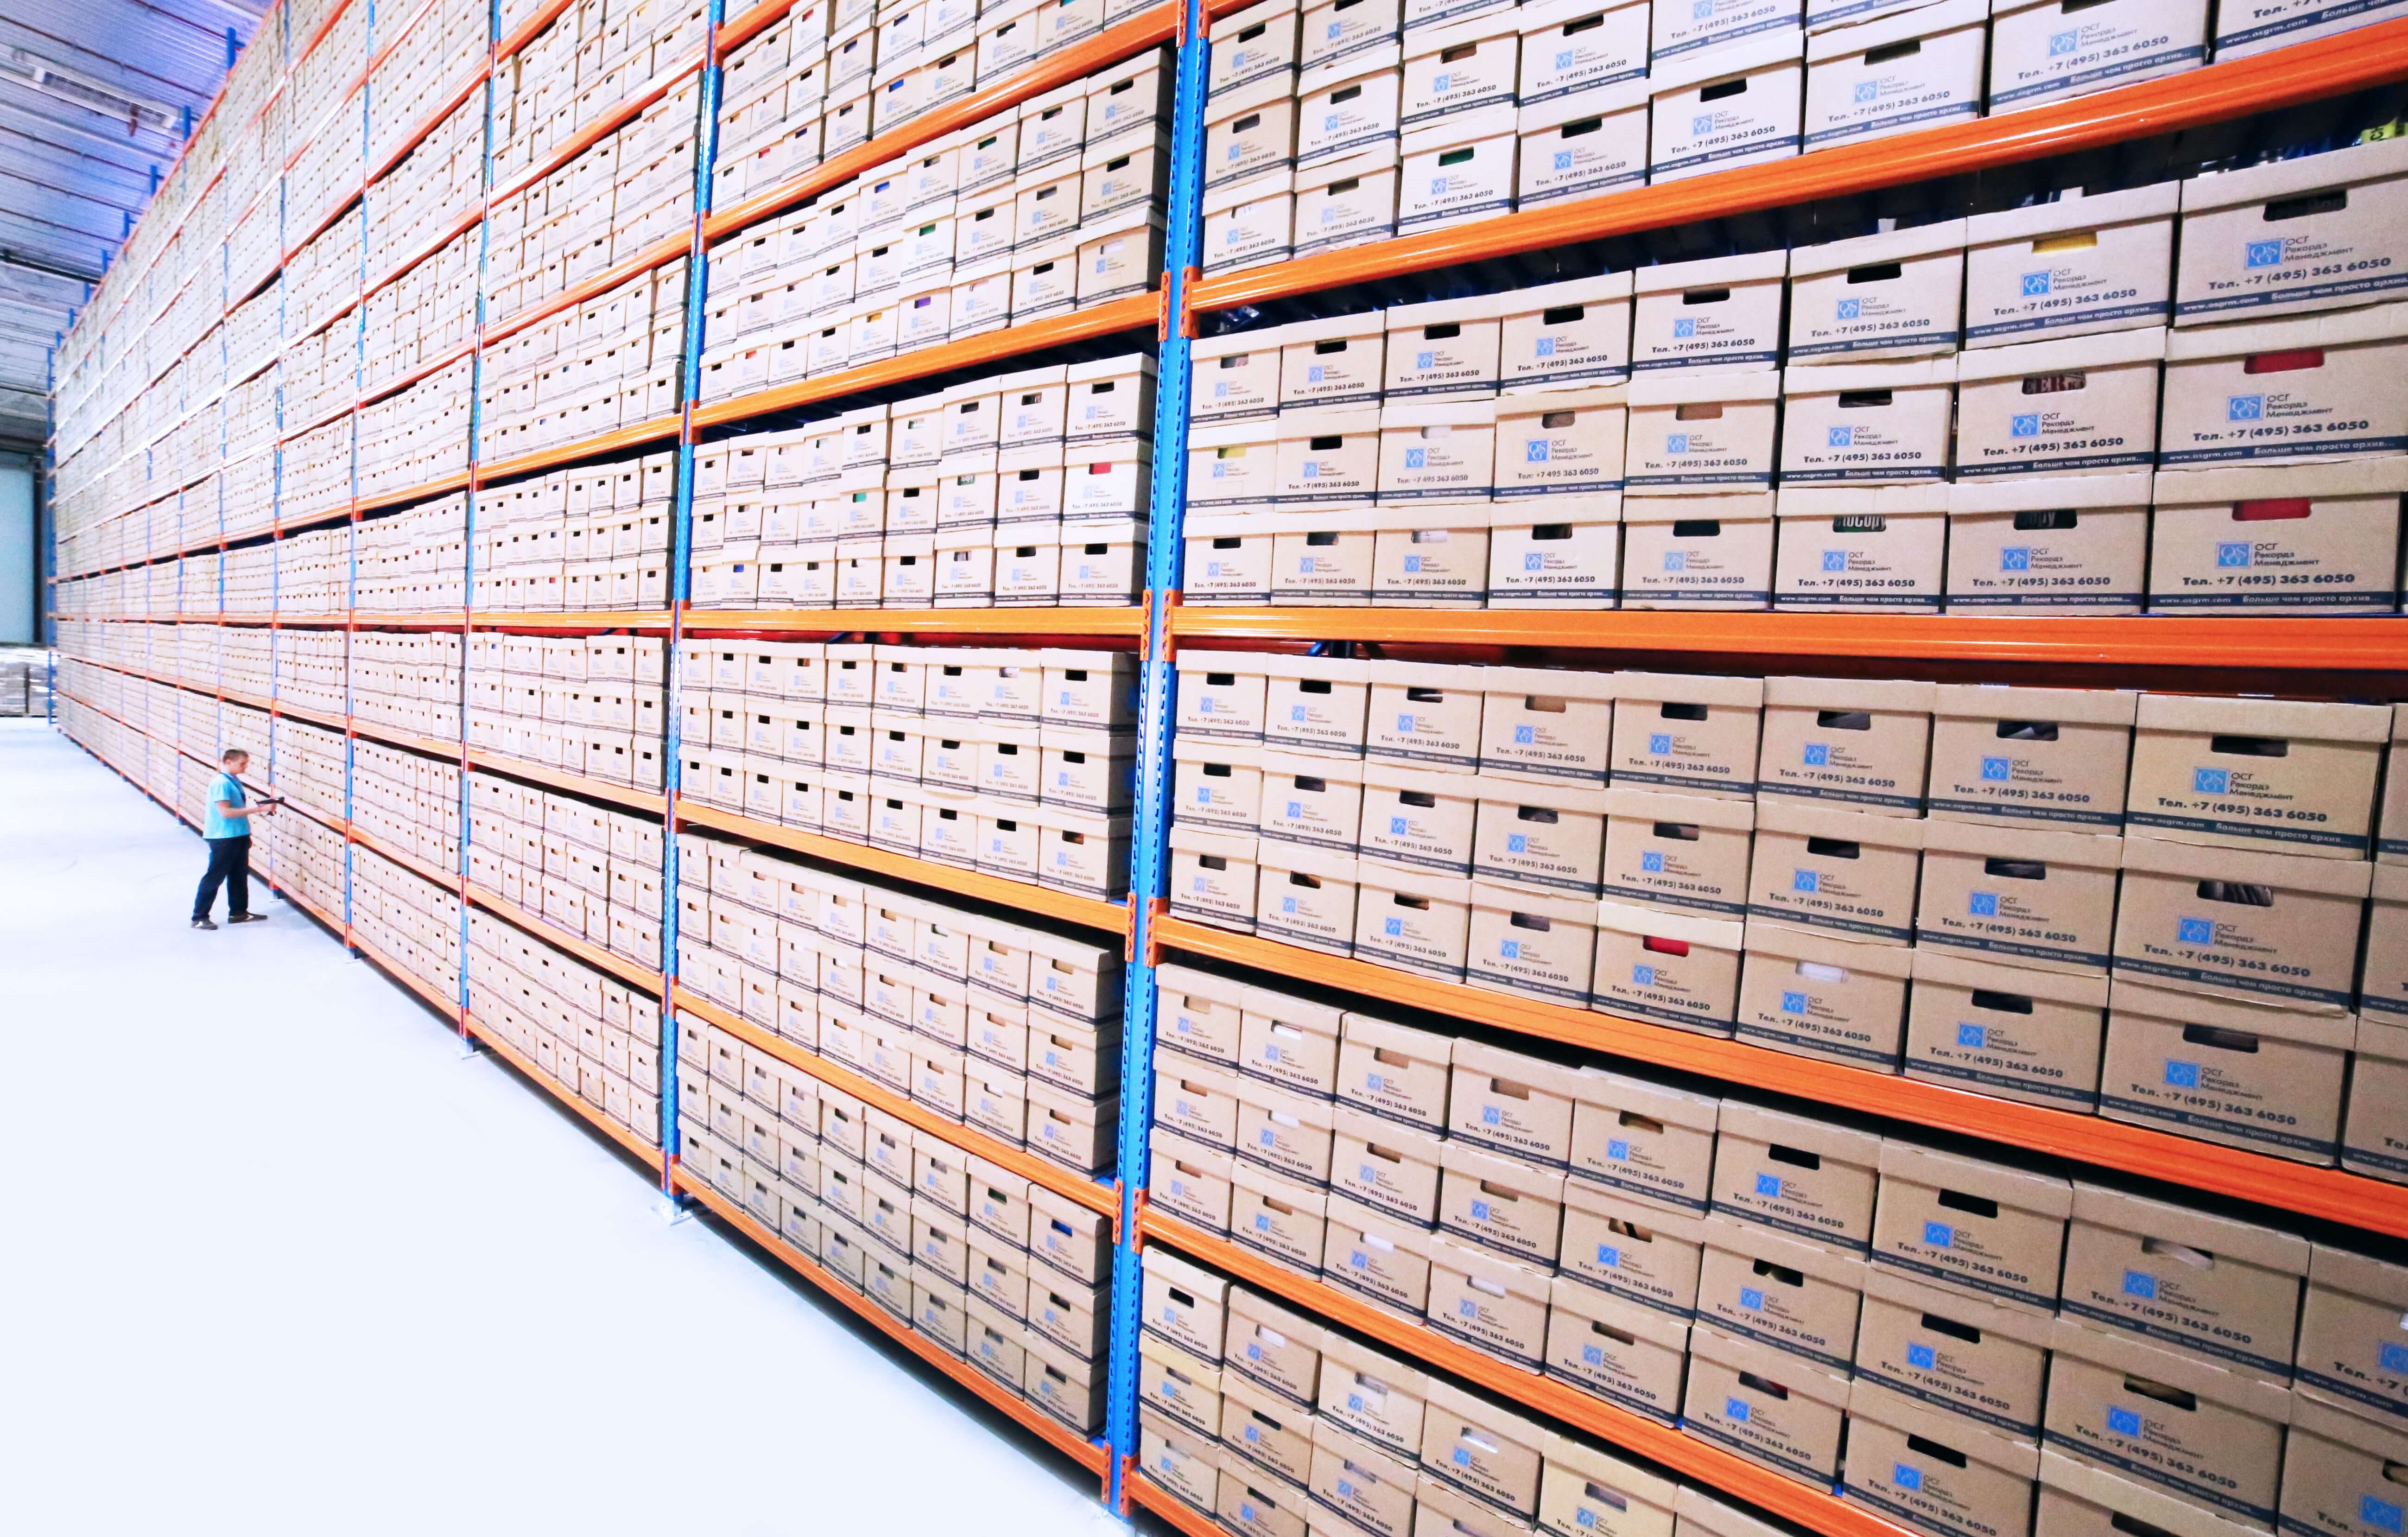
193, 747, 278, 931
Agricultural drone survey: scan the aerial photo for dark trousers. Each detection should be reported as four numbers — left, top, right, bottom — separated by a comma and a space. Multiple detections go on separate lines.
194, 835, 252, 920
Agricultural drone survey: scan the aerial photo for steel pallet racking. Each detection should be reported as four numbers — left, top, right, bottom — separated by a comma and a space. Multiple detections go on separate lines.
43, 0, 2408, 1528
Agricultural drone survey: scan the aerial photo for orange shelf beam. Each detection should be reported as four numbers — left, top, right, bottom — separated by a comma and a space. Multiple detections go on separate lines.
467, 610, 674, 631
1127, 1473, 1223, 1537
678, 603, 1146, 638
464, 748, 669, 815
671, 1166, 1115, 1475
1153, 916, 2408, 1240
469, 884, 665, 994
465, 1010, 669, 1172
1140, 1208, 1914, 1537
349, 824, 463, 894
1189, 17, 2408, 314
687, 293, 1159, 430
672, 987, 1119, 1221
475, 417, 682, 485
674, 800, 1130, 933
478, 232, 696, 349
1166, 608, 2408, 671
345, 717, 468, 759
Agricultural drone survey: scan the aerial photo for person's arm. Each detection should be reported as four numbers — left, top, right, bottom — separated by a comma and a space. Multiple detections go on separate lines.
214, 797, 259, 823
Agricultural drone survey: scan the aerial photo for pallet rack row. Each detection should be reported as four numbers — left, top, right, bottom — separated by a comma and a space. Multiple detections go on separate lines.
50, 0, 2408, 1528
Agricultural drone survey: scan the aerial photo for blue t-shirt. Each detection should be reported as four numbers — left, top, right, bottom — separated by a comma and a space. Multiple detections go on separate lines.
204, 772, 248, 840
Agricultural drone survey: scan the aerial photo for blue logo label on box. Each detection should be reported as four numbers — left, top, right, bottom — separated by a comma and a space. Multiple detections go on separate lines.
1417, 350, 1435, 370
2022, 271, 2052, 296
1925, 1221, 1954, 1248
2166, 1060, 2201, 1088
2108, 1406, 2142, 1437
1741, 1286, 1765, 1310
1514, 723, 1536, 745
1982, 756, 2012, 781
1838, 298, 1862, 319
1726, 1397, 1750, 1422
1508, 833, 1528, 854
1484, 1105, 1503, 1125
1822, 549, 1847, 572
2124, 1270, 2158, 1299
1663, 550, 1687, 572
2194, 767, 2229, 794
1805, 743, 1830, 765
1641, 851, 1665, 872
1674, 317, 1697, 337
1405, 447, 1427, 470
1633, 964, 1655, 987
2178, 916, 2214, 945
2381, 1342, 2408, 1372
1527, 440, 1551, 462
1958, 1022, 1986, 1048
2363, 1497, 2404, 1535
1597, 1244, 1622, 1267
1650, 733, 1673, 754
2228, 394, 2264, 421
2247, 238, 2285, 269
1535, 337, 1556, 357
1907, 1342, 1938, 1369
1793, 870, 1819, 893
2011, 413, 2040, 438
2002, 546, 2032, 571
2049, 28, 2077, 53
1609, 1139, 1630, 1160
1756, 1173, 1783, 1196
1667, 432, 1690, 454
1500, 939, 1521, 959
2218, 541, 2254, 568
1554, 150, 1574, 171
1854, 81, 1878, 103
1971, 891, 1999, 916
1895, 1464, 1924, 1493
1781, 991, 1808, 1015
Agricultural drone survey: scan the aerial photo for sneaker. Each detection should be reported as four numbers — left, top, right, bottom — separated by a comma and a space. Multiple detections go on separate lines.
191, 917, 217, 930
228, 913, 267, 924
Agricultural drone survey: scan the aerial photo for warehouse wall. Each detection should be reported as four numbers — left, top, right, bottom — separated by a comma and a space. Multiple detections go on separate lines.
0, 456, 32, 644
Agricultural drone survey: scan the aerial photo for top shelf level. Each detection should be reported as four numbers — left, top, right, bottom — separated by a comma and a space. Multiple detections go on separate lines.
1188, 18, 2408, 314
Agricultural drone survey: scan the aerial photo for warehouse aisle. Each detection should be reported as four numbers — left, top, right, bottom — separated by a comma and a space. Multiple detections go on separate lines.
0, 721, 1125, 1537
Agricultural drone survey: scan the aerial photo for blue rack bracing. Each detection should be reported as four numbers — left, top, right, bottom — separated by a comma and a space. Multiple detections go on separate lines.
48, 2, 2408, 1534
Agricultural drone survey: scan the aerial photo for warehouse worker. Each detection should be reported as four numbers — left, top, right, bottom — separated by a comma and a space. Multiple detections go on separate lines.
192, 747, 277, 931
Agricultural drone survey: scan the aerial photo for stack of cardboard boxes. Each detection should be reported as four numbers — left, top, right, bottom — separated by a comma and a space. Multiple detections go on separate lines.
488, 0, 709, 193
469, 449, 677, 612
1142, 962, 2408, 1530
466, 767, 666, 969
1189, 133, 2408, 614
265, 795, 350, 920
350, 630, 466, 742
362, 93, 485, 283
357, 357, 476, 497
360, 228, 480, 391
675, 1004, 1118, 1435
466, 909, 667, 1145
349, 846, 467, 1001
352, 741, 464, 875
1197, 0, 2407, 267
685, 356, 1155, 609
697, 48, 1173, 399
474, 260, 690, 465
363, 0, 491, 173
268, 629, 348, 718
673, 640, 1137, 901
673, 826, 1124, 1170
354, 496, 471, 613
463, 631, 671, 787
267, 714, 349, 827
1168, 653, 2408, 1179
279, 416, 356, 531
1141, 1246, 1796, 1537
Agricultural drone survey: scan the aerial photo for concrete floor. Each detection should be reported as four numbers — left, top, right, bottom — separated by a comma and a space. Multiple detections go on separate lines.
0, 719, 1128, 1536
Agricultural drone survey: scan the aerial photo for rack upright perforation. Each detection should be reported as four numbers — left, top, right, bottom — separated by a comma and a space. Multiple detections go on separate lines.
44, 0, 2408, 1529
